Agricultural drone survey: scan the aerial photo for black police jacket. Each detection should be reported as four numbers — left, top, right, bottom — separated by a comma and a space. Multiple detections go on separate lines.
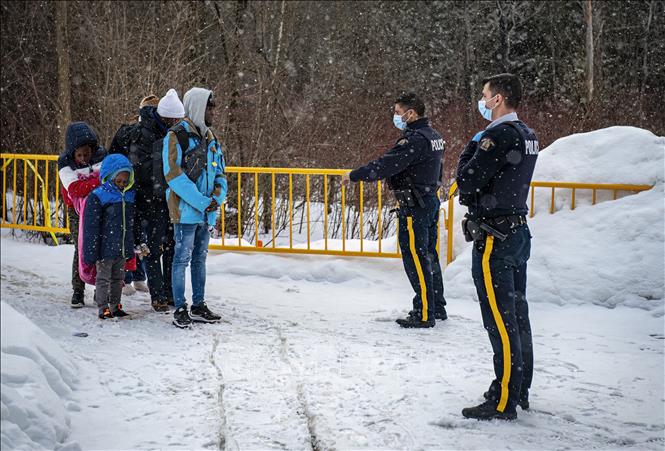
349, 118, 445, 195
456, 119, 539, 219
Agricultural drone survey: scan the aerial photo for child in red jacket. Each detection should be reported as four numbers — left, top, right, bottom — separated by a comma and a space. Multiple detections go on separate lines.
57, 122, 106, 308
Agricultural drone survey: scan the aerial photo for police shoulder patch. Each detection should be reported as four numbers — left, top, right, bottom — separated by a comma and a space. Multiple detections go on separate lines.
479, 137, 496, 152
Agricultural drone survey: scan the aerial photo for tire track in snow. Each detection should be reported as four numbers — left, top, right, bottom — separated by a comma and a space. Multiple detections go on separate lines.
276, 325, 321, 451
210, 305, 313, 449
275, 320, 419, 449
209, 332, 233, 450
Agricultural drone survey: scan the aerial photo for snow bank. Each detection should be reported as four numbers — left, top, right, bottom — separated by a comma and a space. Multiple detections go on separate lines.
1, 302, 81, 451
534, 126, 664, 185
446, 126, 665, 314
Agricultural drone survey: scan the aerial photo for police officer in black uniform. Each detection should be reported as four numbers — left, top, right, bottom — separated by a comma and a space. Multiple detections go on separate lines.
456, 74, 539, 420
342, 93, 447, 328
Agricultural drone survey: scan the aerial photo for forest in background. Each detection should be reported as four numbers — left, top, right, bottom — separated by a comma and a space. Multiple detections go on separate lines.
2, 0, 664, 185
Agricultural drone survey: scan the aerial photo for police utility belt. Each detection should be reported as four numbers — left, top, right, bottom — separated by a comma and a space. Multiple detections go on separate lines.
393, 177, 428, 208
462, 214, 527, 242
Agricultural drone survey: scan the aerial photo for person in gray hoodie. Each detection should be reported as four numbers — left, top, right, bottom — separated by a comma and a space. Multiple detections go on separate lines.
162, 87, 228, 328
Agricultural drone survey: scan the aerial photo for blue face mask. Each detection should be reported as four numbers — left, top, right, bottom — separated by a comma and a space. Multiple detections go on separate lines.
393, 113, 407, 130
477, 96, 497, 121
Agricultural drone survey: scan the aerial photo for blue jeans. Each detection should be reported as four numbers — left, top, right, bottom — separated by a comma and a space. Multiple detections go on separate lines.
172, 222, 210, 309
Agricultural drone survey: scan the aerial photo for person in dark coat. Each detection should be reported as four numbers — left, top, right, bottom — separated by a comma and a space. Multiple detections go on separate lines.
342, 93, 448, 328
57, 122, 106, 307
457, 73, 538, 421
108, 90, 184, 311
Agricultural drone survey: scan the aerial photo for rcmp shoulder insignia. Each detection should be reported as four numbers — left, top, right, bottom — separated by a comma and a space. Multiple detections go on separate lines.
479, 137, 496, 152
397, 138, 409, 146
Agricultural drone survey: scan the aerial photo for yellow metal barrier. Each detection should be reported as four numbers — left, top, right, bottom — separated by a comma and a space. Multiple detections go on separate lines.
0, 154, 68, 238
212, 166, 417, 259
1, 153, 653, 265
528, 181, 653, 216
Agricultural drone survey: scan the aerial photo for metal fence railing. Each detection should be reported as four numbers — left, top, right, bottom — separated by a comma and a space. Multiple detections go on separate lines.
1, 153, 653, 264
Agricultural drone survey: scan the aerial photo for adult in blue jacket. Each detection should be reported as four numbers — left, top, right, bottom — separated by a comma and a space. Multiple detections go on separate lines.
163, 87, 227, 328
83, 153, 138, 319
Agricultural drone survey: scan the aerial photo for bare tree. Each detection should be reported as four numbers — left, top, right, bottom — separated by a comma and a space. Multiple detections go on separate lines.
584, 0, 594, 106
55, 0, 71, 147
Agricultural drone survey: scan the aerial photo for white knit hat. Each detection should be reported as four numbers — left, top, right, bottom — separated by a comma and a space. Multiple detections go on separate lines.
157, 89, 185, 118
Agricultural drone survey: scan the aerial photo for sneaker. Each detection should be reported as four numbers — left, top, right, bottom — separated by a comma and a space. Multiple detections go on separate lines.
462, 400, 517, 421
71, 291, 85, 308
395, 317, 435, 328
151, 299, 170, 313
122, 284, 136, 296
111, 304, 129, 318
190, 302, 221, 323
98, 307, 113, 320
173, 306, 192, 329
133, 280, 150, 293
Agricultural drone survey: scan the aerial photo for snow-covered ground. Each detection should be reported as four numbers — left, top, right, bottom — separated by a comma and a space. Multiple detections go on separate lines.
1, 126, 664, 450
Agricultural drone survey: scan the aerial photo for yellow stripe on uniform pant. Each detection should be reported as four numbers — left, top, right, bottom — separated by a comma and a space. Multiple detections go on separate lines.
482, 235, 512, 412
406, 216, 428, 322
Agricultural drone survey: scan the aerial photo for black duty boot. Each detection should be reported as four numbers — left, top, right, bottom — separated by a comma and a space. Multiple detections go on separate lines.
484, 387, 529, 410
462, 400, 517, 420
434, 307, 448, 321
71, 291, 85, 308
173, 306, 192, 329
518, 389, 530, 410
395, 316, 435, 328
190, 302, 221, 323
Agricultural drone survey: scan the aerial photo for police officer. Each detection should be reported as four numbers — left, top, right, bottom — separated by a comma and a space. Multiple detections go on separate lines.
456, 74, 539, 420
342, 93, 447, 328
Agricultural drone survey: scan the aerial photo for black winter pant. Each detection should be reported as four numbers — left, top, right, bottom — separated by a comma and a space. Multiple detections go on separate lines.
68, 208, 85, 294
397, 194, 446, 322
138, 199, 174, 302
471, 225, 534, 413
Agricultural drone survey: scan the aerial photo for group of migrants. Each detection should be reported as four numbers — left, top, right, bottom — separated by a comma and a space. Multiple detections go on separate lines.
59, 72, 538, 421
58, 87, 226, 328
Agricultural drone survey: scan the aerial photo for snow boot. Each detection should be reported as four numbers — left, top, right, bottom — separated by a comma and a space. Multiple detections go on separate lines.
71, 290, 85, 308
173, 306, 192, 329
462, 400, 517, 421
190, 302, 221, 323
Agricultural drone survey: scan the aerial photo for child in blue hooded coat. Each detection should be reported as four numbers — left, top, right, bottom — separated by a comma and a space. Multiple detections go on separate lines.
82, 153, 139, 319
